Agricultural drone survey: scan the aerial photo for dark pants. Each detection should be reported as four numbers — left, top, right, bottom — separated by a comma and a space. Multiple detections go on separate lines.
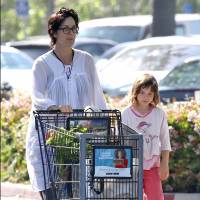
40, 188, 57, 200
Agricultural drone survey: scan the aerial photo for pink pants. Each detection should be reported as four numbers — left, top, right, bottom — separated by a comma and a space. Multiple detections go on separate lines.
143, 167, 164, 200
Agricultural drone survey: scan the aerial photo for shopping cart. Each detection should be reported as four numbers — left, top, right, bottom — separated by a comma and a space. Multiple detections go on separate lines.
34, 109, 143, 200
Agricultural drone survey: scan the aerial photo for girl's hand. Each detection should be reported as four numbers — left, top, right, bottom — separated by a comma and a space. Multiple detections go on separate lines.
160, 160, 169, 181
143, 191, 148, 200
47, 105, 72, 112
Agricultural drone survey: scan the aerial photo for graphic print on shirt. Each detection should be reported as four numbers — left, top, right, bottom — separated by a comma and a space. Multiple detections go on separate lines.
136, 121, 159, 159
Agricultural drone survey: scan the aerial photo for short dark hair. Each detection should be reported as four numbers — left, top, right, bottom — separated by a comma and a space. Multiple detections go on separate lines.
48, 7, 79, 47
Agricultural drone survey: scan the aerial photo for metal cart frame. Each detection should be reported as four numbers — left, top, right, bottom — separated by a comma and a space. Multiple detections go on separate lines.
34, 110, 143, 200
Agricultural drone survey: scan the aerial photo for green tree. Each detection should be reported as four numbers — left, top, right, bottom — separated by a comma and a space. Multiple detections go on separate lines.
1, 0, 21, 41
176, 0, 200, 13
1, 0, 199, 42
56, 0, 151, 20
28, 0, 49, 35
1, 0, 49, 42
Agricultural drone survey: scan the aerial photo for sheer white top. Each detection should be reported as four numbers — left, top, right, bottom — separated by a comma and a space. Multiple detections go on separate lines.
31, 49, 106, 110
26, 49, 106, 191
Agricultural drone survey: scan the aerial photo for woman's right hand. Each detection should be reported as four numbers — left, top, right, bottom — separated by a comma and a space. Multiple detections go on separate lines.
47, 105, 72, 112
59, 105, 72, 112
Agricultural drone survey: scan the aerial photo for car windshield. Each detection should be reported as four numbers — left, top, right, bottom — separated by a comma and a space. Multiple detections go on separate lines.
75, 43, 114, 56
187, 20, 200, 35
16, 46, 50, 59
105, 44, 200, 72
1, 51, 33, 69
160, 60, 200, 88
78, 26, 141, 43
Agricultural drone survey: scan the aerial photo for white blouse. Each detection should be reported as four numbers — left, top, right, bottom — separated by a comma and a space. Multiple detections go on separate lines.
26, 49, 107, 191
31, 49, 106, 110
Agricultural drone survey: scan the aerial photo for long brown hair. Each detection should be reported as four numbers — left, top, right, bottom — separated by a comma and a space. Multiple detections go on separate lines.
130, 73, 160, 106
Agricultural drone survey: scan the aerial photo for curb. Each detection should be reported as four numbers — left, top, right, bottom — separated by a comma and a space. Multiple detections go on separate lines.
164, 194, 174, 200
1, 182, 200, 200
1, 182, 40, 199
173, 193, 200, 200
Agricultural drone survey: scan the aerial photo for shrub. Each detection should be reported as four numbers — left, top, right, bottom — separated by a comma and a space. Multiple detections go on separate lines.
162, 101, 200, 192
1, 91, 200, 192
1, 91, 31, 182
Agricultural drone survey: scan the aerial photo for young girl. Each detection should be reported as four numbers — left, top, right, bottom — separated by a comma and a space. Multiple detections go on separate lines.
122, 73, 171, 200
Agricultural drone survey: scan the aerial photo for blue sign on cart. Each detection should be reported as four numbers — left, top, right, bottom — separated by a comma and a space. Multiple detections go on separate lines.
93, 146, 132, 178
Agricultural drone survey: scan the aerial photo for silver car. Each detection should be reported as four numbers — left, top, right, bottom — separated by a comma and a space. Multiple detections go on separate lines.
98, 36, 200, 97
78, 14, 200, 43
1, 45, 34, 93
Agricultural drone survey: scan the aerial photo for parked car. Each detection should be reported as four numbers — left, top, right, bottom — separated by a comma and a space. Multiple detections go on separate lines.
5, 36, 51, 60
73, 38, 117, 62
78, 14, 200, 43
96, 41, 135, 71
98, 36, 200, 97
159, 56, 200, 103
1, 45, 34, 92
6, 37, 117, 61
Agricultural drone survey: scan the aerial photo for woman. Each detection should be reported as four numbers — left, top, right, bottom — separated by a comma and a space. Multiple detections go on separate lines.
26, 7, 106, 199
114, 148, 128, 168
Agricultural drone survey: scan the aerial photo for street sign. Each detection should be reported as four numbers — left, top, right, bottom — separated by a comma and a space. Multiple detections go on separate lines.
16, 0, 29, 17
183, 2, 193, 13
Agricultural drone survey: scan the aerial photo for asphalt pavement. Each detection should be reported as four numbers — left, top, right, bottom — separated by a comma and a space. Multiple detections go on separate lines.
1, 197, 35, 200
1, 182, 200, 200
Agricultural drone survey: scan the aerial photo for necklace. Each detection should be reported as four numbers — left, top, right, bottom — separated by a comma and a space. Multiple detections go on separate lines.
53, 49, 74, 79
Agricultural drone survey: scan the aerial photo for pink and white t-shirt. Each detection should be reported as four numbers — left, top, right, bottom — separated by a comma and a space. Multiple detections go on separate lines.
122, 106, 171, 170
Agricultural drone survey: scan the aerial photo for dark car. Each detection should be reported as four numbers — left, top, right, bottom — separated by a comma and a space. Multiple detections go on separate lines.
159, 57, 200, 103
73, 38, 117, 62
6, 36, 117, 62
6, 36, 50, 59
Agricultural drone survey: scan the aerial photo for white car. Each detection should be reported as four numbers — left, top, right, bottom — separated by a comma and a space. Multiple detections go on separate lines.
1, 45, 34, 93
98, 36, 200, 97
78, 14, 200, 43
